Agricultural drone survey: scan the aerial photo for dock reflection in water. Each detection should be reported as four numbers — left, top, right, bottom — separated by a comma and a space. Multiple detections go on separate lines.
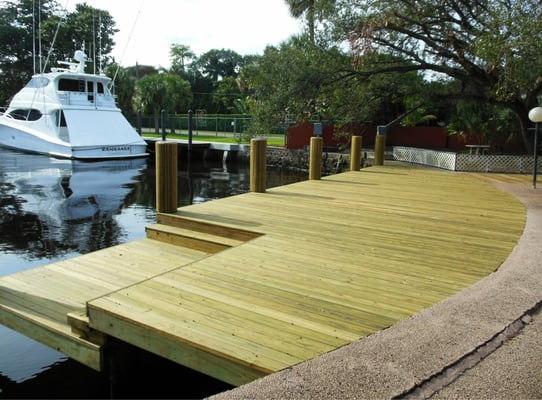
0, 147, 304, 398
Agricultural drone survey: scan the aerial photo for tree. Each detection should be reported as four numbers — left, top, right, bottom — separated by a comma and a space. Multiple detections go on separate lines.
284, 0, 335, 44
212, 76, 242, 114
169, 43, 195, 76
133, 73, 192, 133
244, 35, 426, 136
0, 0, 59, 102
331, 0, 542, 152
285, 0, 316, 43
52, 3, 117, 69
195, 48, 244, 82
0, 0, 117, 104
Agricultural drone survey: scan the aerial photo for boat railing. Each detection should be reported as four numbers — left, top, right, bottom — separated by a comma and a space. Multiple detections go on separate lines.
57, 91, 115, 107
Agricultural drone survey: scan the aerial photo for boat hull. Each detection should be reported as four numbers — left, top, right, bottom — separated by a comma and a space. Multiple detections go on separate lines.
0, 117, 148, 160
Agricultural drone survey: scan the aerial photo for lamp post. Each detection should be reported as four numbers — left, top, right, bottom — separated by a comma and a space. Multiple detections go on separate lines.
528, 107, 542, 189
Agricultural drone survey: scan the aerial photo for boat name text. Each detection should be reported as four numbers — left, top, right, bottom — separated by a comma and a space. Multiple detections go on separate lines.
102, 146, 130, 152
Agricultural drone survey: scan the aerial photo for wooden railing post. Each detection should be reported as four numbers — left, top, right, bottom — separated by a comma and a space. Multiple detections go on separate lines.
155, 141, 178, 213
250, 138, 267, 193
350, 135, 362, 171
309, 136, 323, 180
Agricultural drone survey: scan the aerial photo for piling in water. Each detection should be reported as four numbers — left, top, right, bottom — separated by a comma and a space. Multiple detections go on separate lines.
250, 138, 267, 193
155, 141, 178, 213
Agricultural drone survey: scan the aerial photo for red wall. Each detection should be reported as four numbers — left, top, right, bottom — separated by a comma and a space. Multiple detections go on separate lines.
286, 122, 448, 150
286, 122, 526, 153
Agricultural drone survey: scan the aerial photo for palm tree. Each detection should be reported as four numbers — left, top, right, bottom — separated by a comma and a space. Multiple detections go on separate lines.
284, 0, 316, 43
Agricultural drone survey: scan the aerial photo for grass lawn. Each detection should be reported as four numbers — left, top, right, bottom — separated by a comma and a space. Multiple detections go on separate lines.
142, 131, 285, 147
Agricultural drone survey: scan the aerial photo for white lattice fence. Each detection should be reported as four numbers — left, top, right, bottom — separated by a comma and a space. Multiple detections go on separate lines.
393, 147, 456, 170
455, 154, 538, 173
393, 147, 541, 173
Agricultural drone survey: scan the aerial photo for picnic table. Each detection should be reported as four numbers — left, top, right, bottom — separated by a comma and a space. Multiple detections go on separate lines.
465, 144, 490, 155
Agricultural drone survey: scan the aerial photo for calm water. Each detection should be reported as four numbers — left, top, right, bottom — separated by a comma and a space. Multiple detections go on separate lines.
0, 147, 306, 399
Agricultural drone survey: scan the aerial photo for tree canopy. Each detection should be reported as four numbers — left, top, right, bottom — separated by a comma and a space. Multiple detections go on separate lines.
326, 0, 542, 151
0, 0, 117, 104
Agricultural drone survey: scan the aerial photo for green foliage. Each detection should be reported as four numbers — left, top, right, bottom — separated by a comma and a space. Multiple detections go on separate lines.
244, 34, 427, 136
448, 101, 517, 145
52, 3, 117, 67
133, 73, 192, 132
169, 43, 195, 76
471, 1, 542, 104
0, 0, 117, 104
194, 48, 244, 82
284, 0, 336, 43
0, 0, 58, 102
212, 77, 242, 114
330, 0, 542, 152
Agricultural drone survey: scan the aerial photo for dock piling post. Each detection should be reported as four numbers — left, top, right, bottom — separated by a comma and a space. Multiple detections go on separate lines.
350, 135, 362, 171
250, 138, 267, 193
374, 126, 386, 166
155, 141, 178, 213
309, 136, 323, 180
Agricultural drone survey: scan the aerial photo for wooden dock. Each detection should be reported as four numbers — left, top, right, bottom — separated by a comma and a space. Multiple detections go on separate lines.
0, 164, 526, 386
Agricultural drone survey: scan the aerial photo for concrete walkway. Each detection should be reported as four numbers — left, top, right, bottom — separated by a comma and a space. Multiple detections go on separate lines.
212, 176, 542, 399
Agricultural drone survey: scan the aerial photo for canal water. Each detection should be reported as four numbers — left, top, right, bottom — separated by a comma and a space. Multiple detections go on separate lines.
0, 147, 306, 398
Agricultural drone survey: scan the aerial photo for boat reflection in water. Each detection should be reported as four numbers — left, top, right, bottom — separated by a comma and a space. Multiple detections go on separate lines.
0, 146, 305, 398
0, 147, 153, 396
0, 147, 149, 265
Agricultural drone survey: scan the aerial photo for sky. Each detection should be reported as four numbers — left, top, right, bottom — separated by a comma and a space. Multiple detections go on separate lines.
65, 0, 303, 68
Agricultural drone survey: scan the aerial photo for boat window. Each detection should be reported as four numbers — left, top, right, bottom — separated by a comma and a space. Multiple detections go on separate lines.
53, 110, 67, 127
25, 77, 50, 88
86, 81, 105, 94
58, 78, 86, 92
8, 108, 42, 121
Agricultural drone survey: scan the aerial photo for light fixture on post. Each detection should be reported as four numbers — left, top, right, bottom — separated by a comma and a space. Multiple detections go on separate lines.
528, 107, 542, 189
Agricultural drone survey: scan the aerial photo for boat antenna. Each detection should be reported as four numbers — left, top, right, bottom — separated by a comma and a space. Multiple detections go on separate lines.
32, 0, 36, 74
38, 0, 42, 74
92, 11, 96, 74
111, 0, 143, 87
42, 0, 70, 73
98, 11, 103, 74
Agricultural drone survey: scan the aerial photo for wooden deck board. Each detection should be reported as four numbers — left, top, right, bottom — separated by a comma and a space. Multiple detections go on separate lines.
0, 164, 527, 385
0, 238, 210, 369
86, 166, 525, 385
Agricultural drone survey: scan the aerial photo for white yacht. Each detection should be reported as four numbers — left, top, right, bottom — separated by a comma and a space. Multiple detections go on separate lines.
0, 50, 148, 159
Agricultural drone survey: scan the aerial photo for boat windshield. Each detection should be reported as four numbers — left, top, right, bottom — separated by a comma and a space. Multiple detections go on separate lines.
25, 77, 50, 88
8, 108, 43, 121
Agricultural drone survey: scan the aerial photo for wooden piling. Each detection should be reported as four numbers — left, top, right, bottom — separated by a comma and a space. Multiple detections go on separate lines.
374, 134, 386, 166
250, 138, 267, 193
350, 135, 362, 171
309, 137, 323, 180
155, 141, 178, 213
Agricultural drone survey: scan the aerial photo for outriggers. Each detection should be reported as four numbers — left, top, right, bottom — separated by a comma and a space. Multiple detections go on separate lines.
0, 50, 148, 159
